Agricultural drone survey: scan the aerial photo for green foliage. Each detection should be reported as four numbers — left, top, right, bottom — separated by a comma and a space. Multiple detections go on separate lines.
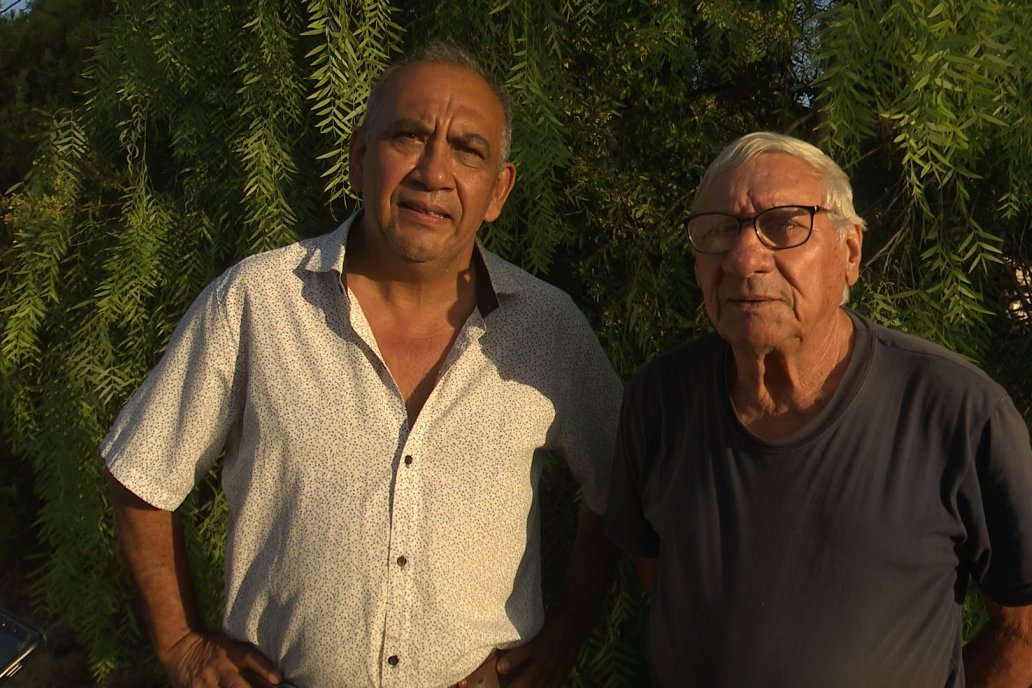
0, 0, 105, 188
305, 0, 401, 203
557, 0, 820, 375
1, 0, 1031, 684
818, 0, 1032, 363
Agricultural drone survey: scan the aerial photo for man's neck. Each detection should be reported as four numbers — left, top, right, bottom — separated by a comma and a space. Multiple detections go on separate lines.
344, 220, 479, 326
343, 219, 480, 425
729, 309, 855, 440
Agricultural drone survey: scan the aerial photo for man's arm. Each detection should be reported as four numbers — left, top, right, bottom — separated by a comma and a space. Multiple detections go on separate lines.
106, 471, 283, 688
963, 594, 1032, 687
494, 504, 619, 688
634, 556, 657, 597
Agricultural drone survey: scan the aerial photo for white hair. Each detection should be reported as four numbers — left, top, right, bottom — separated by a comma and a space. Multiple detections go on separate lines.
693, 131, 866, 240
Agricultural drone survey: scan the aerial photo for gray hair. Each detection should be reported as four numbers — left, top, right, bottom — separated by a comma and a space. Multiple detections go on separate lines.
363, 40, 513, 164
693, 131, 866, 241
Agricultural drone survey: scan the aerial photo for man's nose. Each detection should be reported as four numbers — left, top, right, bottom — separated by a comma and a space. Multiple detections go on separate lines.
412, 139, 451, 190
723, 219, 772, 275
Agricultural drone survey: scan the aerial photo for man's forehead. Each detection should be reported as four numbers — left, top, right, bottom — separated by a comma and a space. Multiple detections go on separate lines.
702, 154, 822, 207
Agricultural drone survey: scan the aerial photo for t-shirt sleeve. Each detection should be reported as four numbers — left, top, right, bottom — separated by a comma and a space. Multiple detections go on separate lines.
100, 273, 243, 511
959, 392, 1032, 606
604, 378, 661, 558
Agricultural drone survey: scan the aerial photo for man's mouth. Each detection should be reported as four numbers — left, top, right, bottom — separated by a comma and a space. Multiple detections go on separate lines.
400, 201, 450, 220
726, 294, 777, 306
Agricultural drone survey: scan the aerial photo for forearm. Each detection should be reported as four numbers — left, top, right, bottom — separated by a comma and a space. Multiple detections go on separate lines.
553, 504, 620, 632
963, 597, 1032, 688
634, 556, 657, 597
495, 503, 620, 686
106, 470, 201, 663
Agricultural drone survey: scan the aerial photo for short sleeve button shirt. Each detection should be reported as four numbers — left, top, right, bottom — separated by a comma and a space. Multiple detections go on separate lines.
101, 213, 623, 688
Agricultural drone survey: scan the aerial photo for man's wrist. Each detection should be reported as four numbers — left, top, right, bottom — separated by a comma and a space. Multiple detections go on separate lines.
155, 626, 203, 666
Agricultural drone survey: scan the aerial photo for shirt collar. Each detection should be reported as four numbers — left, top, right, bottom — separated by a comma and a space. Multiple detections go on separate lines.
300, 210, 532, 317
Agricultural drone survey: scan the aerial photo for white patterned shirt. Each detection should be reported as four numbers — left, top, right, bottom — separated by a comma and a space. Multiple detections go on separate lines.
101, 213, 622, 687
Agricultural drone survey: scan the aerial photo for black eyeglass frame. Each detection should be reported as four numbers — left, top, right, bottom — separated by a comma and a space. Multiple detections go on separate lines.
686, 204, 828, 254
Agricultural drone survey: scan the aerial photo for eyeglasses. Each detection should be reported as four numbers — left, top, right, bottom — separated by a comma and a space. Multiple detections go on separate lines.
686, 205, 826, 254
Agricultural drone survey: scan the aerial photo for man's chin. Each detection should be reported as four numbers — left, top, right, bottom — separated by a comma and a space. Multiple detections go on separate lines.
717, 318, 796, 353
390, 240, 461, 268
383, 225, 445, 262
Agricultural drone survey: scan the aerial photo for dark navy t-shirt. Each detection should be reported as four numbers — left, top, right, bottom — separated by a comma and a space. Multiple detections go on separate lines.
605, 311, 1032, 687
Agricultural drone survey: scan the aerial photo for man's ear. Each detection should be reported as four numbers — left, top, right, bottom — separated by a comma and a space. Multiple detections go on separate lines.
483, 162, 517, 223
844, 222, 863, 286
348, 127, 367, 194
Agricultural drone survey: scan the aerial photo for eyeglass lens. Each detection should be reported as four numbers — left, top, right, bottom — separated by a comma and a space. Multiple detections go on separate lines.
688, 205, 815, 253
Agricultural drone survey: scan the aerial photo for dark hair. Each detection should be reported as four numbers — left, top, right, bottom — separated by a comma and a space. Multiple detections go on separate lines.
363, 40, 513, 163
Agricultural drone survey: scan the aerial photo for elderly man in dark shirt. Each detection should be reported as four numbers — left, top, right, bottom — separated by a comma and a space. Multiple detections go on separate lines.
606, 131, 1032, 688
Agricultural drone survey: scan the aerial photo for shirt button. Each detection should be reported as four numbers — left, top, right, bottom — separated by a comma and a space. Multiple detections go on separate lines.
387, 655, 400, 667
404, 455, 414, 466
397, 555, 407, 567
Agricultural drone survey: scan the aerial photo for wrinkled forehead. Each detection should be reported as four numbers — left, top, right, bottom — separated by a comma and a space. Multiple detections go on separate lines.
695, 153, 824, 213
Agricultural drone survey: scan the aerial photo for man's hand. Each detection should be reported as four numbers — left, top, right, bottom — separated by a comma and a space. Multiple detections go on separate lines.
163, 630, 284, 688
106, 473, 285, 688
495, 505, 619, 688
495, 607, 587, 688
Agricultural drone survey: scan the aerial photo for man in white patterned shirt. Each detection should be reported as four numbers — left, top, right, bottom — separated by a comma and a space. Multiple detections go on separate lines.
103, 41, 621, 688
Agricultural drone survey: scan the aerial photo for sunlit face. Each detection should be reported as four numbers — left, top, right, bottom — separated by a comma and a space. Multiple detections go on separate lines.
693, 153, 862, 354
349, 62, 516, 271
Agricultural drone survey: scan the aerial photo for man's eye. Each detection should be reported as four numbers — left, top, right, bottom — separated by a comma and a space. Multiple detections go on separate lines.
391, 131, 424, 143
390, 133, 424, 152
764, 213, 805, 231
452, 147, 486, 167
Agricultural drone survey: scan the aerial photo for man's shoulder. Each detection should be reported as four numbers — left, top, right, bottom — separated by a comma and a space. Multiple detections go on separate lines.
853, 311, 1006, 398
479, 247, 585, 319
215, 226, 345, 292
627, 333, 722, 394
231, 240, 305, 273
480, 247, 568, 297
641, 333, 720, 371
